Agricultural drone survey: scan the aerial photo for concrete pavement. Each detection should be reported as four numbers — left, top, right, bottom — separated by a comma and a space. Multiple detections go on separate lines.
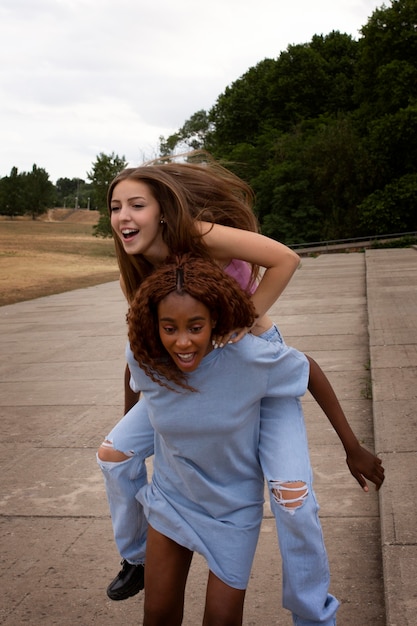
0, 248, 416, 625
365, 249, 417, 626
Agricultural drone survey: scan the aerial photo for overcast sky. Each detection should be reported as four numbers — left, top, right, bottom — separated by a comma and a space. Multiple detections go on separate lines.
0, 0, 384, 184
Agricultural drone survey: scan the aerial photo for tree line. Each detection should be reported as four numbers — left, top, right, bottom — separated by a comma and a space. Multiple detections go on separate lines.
159, 0, 417, 244
1, 0, 416, 245
0, 153, 127, 229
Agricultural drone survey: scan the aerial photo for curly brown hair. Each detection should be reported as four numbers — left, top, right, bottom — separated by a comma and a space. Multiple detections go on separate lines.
127, 254, 257, 391
108, 151, 260, 303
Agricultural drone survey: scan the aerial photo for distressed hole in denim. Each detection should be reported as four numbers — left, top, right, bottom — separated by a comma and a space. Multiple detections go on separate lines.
270, 480, 308, 515
100, 439, 115, 450
97, 439, 134, 462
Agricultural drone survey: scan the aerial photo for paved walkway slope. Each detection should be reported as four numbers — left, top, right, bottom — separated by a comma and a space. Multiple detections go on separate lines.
0, 248, 415, 625
366, 248, 417, 626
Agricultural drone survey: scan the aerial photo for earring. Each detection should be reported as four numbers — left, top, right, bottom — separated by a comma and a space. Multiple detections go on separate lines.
160, 219, 165, 224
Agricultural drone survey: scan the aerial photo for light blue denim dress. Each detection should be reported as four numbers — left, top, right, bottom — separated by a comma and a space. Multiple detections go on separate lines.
126, 333, 309, 589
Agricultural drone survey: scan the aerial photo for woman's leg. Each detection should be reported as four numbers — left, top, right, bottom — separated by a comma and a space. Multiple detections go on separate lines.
97, 397, 155, 599
256, 325, 338, 624
260, 395, 339, 626
143, 525, 193, 626
203, 572, 246, 626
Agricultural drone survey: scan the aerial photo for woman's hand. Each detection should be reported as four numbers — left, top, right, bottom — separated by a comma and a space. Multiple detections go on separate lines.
211, 314, 273, 348
346, 445, 385, 491
212, 326, 252, 349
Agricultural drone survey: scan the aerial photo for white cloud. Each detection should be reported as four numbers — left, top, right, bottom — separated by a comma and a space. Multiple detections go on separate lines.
0, 0, 384, 182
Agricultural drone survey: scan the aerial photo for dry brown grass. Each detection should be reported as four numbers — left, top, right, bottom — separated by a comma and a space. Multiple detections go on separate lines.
0, 210, 120, 306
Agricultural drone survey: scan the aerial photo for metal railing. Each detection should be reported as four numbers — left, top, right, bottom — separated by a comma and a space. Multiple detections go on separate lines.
289, 231, 417, 254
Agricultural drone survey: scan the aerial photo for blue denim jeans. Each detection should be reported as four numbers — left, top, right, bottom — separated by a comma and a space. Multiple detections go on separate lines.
97, 399, 152, 565
97, 326, 339, 625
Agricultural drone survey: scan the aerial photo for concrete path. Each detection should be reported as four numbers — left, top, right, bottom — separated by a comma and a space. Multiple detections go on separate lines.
365, 249, 417, 626
0, 248, 416, 625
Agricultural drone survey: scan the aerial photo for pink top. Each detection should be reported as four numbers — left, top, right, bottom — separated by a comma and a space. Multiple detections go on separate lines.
224, 259, 257, 294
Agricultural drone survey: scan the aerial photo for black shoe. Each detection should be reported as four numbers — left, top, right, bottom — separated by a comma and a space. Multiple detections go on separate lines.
106, 560, 145, 601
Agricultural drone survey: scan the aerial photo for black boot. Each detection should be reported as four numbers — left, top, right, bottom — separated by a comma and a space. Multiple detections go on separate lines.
106, 560, 145, 601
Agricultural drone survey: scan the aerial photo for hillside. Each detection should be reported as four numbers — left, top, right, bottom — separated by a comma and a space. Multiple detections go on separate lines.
42, 208, 100, 224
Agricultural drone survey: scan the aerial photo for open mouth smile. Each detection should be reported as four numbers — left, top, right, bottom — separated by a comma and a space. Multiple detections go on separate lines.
176, 353, 195, 363
121, 228, 139, 240
174, 352, 200, 370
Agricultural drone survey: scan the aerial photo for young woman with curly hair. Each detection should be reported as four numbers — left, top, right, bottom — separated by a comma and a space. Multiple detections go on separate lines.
125, 254, 311, 625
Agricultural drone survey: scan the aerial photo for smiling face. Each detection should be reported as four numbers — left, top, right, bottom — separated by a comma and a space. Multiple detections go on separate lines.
110, 178, 169, 264
158, 291, 215, 373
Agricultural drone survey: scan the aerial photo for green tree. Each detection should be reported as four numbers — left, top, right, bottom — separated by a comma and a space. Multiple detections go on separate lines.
265, 42, 337, 127
55, 177, 91, 208
156, 0, 417, 242
207, 32, 357, 156
364, 105, 417, 187
352, 0, 417, 234
309, 31, 358, 113
55, 178, 94, 210
259, 163, 320, 244
234, 115, 372, 243
159, 110, 211, 156
55, 177, 78, 206
359, 173, 417, 234
87, 152, 127, 237
354, 0, 417, 118
302, 115, 372, 239
207, 59, 277, 149
251, 129, 321, 244
21, 165, 54, 219
0, 167, 25, 217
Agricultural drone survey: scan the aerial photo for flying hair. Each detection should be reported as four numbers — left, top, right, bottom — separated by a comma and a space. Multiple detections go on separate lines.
108, 150, 261, 303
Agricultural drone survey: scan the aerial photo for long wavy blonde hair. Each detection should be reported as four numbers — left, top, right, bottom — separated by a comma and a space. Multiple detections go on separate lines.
108, 151, 260, 303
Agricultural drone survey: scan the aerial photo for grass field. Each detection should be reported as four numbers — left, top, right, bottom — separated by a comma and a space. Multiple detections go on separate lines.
0, 212, 120, 306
